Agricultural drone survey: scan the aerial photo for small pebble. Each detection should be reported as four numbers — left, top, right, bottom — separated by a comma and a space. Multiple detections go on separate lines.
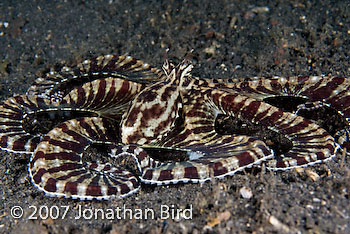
305, 169, 320, 181
240, 186, 253, 199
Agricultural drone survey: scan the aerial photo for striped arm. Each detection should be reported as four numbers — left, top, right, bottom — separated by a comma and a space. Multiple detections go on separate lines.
62, 77, 145, 119
209, 90, 339, 169
0, 95, 53, 153
29, 117, 143, 200
211, 76, 350, 154
27, 55, 165, 101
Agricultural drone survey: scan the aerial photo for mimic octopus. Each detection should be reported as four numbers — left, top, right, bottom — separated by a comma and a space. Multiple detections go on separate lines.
0, 54, 348, 200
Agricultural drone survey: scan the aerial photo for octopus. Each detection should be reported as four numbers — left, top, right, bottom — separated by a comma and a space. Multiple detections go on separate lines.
0, 54, 348, 200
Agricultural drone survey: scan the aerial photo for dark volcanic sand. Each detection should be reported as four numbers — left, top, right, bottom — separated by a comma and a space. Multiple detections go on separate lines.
0, 1, 349, 233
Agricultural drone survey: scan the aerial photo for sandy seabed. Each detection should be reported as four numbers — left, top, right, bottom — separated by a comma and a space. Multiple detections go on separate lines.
0, 1, 349, 233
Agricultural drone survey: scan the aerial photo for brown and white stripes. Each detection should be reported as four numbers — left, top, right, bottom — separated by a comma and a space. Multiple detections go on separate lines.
0, 54, 348, 199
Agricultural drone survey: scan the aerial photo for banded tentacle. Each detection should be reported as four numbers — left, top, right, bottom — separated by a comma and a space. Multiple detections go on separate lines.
212, 76, 350, 109
0, 95, 54, 153
209, 89, 339, 169
141, 134, 273, 184
62, 77, 145, 119
29, 117, 155, 200
27, 55, 165, 101
211, 76, 350, 154
77, 54, 165, 83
